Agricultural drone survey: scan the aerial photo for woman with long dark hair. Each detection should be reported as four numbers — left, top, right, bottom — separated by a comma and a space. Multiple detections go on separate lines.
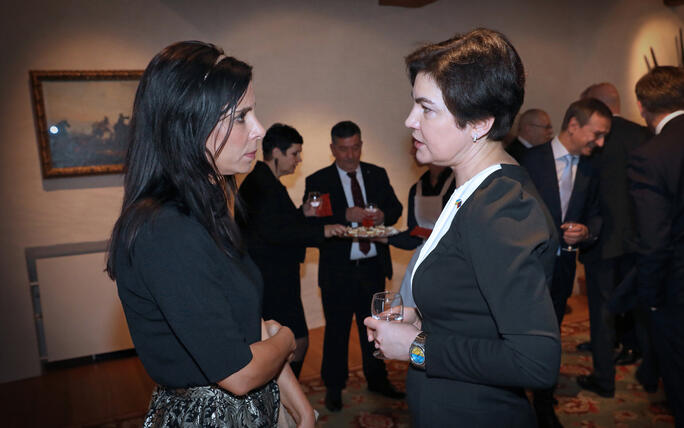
107, 41, 314, 427
364, 29, 561, 426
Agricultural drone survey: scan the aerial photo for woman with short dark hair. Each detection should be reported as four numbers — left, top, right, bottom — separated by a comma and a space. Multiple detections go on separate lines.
107, 41, 314, 427
238, 123, 345, 378
365, 28, 561, 426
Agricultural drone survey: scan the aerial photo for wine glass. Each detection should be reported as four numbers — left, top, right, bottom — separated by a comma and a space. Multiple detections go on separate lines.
561, 222, 579, 252
307, 191, 321, 208
370, 291, 403, 358
363, 201, 377, 227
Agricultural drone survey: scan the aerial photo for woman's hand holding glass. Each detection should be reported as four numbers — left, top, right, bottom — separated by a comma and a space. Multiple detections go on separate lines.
364, 294, 421, 360
302, 192, 321, 217
307, 191, 321, 207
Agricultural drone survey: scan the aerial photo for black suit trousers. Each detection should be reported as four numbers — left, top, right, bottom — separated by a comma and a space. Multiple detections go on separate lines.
319, 258, 388, 390
650, 304, 684, 426
584, 256, 626, 389
585, 255, 659, 390
550, 251, 577, 326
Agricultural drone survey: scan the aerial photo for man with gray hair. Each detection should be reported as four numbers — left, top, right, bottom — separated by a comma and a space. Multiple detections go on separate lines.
506, 108, 554, 160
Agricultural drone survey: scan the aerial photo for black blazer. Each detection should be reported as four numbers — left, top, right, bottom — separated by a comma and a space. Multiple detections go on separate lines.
304, 162, 402, 281
407, 165, 560, 426
518, 141, 601, 258
239, 161, 324, 266
583, 116, 651, 263
505, 137, 529, 161
628, 114, 684, 307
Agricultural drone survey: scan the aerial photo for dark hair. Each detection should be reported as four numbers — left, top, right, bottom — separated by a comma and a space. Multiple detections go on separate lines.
331, 120, 361, 141
635, 66, 684, 114
106, 41, 252, 279
560, 98, 612, 131
262, 123, 303, 160
405, 28, 525, 141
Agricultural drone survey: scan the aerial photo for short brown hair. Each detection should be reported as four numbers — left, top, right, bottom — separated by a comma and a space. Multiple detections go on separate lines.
635, 66, 684, 114
405, 28, 525, 141
560, 98, 612, 131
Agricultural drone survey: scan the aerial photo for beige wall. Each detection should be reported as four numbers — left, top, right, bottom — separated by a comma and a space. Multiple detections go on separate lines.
1, 0, 682, 383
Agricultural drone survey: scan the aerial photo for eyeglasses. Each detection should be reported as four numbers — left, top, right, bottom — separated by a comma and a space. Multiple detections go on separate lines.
528, 123, 553, 130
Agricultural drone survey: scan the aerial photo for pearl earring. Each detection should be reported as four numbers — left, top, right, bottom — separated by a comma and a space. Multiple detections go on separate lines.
472, 134, 479, 143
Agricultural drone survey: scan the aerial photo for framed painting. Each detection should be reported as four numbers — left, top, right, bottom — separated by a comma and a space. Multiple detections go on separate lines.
29, 70, 143, 178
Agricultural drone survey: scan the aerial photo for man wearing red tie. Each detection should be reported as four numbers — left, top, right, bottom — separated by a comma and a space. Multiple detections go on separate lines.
304, 120, 404, 411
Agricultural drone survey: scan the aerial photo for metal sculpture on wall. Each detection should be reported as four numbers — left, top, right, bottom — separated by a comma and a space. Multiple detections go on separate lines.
644, 28, 684, 70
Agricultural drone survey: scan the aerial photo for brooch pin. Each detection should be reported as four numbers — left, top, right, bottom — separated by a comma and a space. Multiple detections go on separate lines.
455, 199, 462, 208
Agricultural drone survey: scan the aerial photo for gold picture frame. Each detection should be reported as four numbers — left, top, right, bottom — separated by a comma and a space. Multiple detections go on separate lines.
30, 70, 143, 178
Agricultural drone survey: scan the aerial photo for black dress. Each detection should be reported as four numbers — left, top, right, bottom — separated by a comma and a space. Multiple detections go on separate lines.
114, 203, 279, 427
408, 165, 561, 427
239, 161, 325, 338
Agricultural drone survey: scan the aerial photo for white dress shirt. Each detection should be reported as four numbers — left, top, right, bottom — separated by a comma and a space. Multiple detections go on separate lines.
551, 136, 578, 186
518, 136, 533, 148
655, 110, 684, 135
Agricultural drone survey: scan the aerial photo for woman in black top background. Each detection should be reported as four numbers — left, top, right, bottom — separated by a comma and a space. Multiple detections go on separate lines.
239, 123, 345, 377
107, 41, 314, 427
388, 148, 455, 307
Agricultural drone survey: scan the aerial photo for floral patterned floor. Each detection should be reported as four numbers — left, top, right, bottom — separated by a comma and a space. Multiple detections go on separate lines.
300, 319, 676, 428
552, 319, 674, 427
96, 318, 675, 427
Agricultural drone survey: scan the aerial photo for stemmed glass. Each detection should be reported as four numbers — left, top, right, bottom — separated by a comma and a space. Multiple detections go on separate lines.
561, 222, 579, 252
370, 291, 403, 358
307, 191, 321, 208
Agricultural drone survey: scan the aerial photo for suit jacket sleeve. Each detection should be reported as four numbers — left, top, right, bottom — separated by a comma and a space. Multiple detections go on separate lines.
407, 183, 418, 230
240, 171, 324, 248
628, 148, 672, 307
425, 177, 561, 389
389, 182, 423, 250
377, 167, 403, 226
580, 168, 602, 247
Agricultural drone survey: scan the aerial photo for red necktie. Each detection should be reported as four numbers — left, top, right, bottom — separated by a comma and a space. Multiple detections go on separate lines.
347, 171, 370, 254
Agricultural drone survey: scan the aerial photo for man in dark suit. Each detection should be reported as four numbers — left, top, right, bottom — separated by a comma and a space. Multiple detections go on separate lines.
518, 98, 610, 428
506, 108, 554, 160
575, 83, 657, 398
628, 66, 684, 425
304, 121, 404, 411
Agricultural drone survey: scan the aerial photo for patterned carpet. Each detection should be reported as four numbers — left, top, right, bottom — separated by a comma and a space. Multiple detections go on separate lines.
300, 319, 676, 428
96, 318, 676, 427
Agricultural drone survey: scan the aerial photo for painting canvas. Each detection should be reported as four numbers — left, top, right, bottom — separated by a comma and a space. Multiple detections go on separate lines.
30, 70, 143, 178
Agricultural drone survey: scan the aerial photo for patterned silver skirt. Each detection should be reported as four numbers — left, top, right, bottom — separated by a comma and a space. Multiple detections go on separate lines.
143, 381, 280, 427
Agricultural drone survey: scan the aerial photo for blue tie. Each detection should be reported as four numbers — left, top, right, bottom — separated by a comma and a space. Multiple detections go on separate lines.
559, 154, 576, 220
